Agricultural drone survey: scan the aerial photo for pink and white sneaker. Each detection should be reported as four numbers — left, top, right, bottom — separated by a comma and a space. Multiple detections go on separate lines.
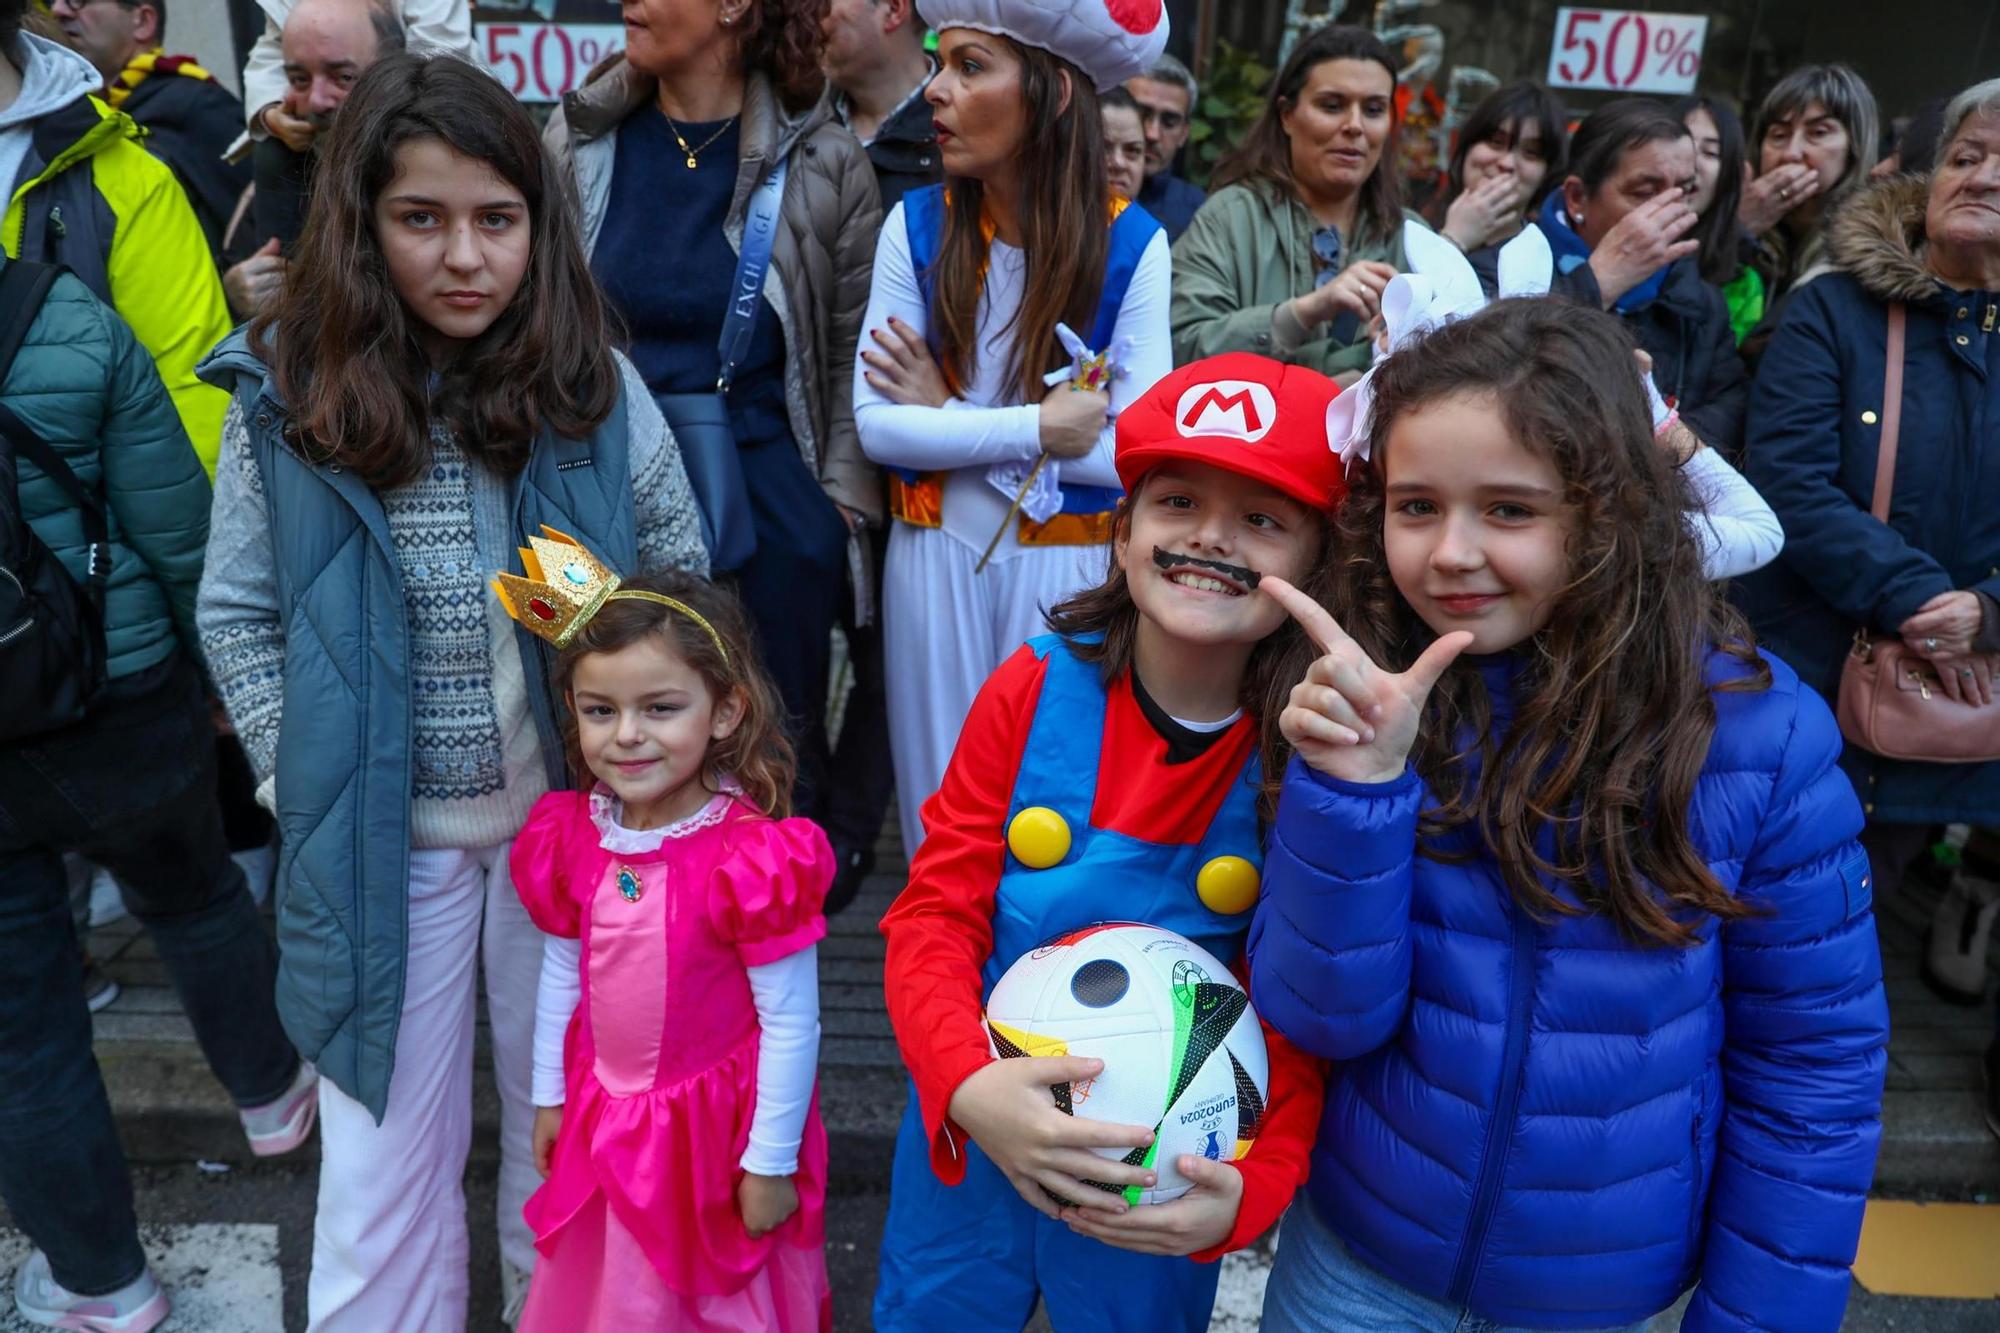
239, 1059, 318, 1157
12, 1250, 169, 1332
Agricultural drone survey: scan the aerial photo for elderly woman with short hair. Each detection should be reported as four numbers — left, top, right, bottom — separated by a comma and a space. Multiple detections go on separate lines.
1739, 82, 2000, 1048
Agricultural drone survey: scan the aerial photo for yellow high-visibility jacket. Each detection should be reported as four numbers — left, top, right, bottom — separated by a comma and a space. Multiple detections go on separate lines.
6, 91, 231, 476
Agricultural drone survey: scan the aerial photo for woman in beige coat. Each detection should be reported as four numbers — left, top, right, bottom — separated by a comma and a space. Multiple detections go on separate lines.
543, 0, 882, 822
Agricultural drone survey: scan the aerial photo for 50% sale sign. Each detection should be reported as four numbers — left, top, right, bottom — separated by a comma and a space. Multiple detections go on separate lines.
1547, 8, 1707, 96
478, 20, 623, 102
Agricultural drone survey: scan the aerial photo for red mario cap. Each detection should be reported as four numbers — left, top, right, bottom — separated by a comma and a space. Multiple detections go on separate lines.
1114, 353, 1346, 511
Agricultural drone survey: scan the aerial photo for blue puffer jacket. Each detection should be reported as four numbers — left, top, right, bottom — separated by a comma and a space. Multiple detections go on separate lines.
1249, 651, 1888, 1331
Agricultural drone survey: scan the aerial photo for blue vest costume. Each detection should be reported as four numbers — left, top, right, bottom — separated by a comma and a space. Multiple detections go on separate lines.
874, 636, 1262, 1332
198, 330, 636, 1120
884, 187, 1161, 541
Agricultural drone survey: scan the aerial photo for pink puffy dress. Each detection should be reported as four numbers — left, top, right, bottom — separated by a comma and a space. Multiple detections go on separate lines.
511, 788, 833, 1333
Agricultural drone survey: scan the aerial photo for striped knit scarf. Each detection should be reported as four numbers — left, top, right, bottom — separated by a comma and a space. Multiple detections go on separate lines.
106, 48, 216, 108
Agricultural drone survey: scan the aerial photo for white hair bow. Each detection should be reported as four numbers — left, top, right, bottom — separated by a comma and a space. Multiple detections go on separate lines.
1324, 220, 1683, 468
1324, 222, 1553, 467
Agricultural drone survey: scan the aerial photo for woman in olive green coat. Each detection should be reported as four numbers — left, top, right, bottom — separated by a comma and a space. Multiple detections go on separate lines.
1171, 24, 1417, 382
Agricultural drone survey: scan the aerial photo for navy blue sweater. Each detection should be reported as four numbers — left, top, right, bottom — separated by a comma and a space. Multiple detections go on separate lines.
591, 108, 790, 450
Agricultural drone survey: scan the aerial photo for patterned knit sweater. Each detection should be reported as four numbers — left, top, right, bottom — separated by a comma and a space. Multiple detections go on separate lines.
199, 353, 709, 849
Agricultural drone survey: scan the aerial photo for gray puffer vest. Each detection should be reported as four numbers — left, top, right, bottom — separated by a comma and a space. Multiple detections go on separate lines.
198, 331, 635, 1120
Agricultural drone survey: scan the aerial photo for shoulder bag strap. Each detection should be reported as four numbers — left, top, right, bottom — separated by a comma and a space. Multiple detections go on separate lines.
0, 262, 111, 594
0, 260, 62, 385
1869, 302, 1907, 523
716, 156, 790, 394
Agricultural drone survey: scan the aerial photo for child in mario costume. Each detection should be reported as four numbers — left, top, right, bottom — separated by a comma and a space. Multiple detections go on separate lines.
875, 353, 1345, 1331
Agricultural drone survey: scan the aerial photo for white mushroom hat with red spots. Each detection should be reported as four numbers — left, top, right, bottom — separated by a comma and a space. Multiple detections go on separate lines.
917, 0, 1169, 91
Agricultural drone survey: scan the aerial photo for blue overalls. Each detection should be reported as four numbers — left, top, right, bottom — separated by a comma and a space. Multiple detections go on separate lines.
874, 637, 1263, 1332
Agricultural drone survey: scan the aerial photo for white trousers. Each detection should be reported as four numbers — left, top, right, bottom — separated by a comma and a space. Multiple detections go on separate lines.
307, 842, 544, 1332
882, 524, 1108, 856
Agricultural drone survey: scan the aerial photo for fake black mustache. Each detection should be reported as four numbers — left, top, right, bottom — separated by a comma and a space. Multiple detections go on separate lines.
1152, 547, 1261, 589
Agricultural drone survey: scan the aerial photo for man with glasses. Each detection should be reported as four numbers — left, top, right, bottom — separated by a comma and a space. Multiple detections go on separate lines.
50, 0, 247, 264
1126, 53, 1206, 240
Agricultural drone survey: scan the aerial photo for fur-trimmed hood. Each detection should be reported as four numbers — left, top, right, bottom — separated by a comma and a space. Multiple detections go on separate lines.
1825, 175, 1940, 303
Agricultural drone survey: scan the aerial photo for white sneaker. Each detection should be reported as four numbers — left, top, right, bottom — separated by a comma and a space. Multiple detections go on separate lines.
12, 1250, 169, 1332
239, 1060, 318, 1157
86, 866, 127, 929
1924, 871, 2000, 1004
231, 839, 278, 907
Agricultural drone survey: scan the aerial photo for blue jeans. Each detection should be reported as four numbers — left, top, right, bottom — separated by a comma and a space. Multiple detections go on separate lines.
0, 656, 298, 1295
1263, 1197, 1667, 1333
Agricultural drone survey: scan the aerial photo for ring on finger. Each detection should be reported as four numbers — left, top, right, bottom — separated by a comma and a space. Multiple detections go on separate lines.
1926, 636, 1940, 652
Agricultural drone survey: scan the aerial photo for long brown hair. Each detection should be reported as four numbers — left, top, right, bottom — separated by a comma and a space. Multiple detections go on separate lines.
551, 572, 798, 820
1326, 300, 1767, 947
1046, 479, 1338, 822
1212, 24, 1402, 236
928, 37, 1109, 402
253, 54, 620, 489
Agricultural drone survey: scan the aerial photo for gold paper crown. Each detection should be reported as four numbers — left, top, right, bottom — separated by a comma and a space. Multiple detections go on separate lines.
491, 527, 620, 648
492, 526, 728, 661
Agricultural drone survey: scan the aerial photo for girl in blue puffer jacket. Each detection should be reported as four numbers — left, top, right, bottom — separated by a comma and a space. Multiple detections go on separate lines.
1250, 299, 1889, 1333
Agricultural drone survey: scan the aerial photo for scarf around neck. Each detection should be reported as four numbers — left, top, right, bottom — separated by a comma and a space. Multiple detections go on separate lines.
107, 47, 216, 108
1537, 189, 1671, 314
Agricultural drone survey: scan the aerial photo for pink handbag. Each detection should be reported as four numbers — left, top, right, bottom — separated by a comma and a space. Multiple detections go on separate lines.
1834, 302, 2000, 762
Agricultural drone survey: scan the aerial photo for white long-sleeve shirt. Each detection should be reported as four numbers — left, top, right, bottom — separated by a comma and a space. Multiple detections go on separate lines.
1683, 446, 1783, 580
853, 199, 1173, 562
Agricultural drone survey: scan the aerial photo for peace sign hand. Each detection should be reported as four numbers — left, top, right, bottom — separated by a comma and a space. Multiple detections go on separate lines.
1262, 576, 1474, 786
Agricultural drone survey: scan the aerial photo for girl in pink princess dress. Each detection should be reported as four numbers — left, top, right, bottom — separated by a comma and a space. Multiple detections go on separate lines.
501, 561, 834, 1332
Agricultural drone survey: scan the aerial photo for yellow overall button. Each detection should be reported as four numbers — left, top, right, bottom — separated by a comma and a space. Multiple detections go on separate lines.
1007, 807, 1071, 869
1197, 856, 1261, 915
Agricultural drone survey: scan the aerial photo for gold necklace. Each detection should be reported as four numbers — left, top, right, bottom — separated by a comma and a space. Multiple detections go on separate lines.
662, 112, 738, 169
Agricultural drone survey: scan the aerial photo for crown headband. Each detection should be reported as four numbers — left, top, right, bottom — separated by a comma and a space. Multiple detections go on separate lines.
491, 526, 729, 663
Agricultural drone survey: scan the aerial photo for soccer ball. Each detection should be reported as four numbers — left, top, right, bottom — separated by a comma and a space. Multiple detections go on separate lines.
983, 922, 1269, 1205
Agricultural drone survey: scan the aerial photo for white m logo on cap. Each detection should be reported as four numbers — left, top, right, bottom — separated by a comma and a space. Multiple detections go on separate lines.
1175, 380, 1277, 443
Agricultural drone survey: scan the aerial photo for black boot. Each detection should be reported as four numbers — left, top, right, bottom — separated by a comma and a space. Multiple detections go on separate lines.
824, 845, 876, 917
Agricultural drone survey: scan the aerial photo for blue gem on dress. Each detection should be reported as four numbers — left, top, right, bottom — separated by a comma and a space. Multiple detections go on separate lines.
617, 867, 642, 903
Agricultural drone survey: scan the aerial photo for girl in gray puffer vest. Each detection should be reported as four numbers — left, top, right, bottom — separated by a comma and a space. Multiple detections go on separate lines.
194, 55, 707, 1332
